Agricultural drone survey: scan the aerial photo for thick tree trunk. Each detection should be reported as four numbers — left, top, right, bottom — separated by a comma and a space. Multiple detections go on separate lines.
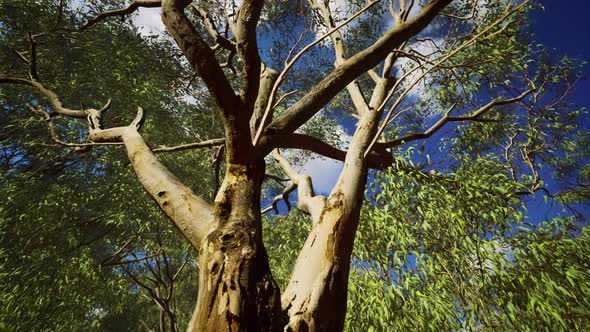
187, 161, 282, 331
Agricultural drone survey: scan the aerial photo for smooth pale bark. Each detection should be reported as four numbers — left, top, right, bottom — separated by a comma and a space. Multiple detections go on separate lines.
281, 78, 392, 331
121, 127, 212, 249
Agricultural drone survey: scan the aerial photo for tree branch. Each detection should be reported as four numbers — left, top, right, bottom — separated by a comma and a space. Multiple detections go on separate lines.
189, 4, 236, 52
308, 0, 370, 116
152, 138, 225, 153
82, 0, 162, 30
250, 66, 279, 138
379, 86, 536, 149
256, 0, 452, 153
233, 0, 264, 111
252, 0, 381, 145
276, 133, 392, 170
162, 0, 250, 163
0, 77, 108, 118
262, 182, 296, 214
272, 150, 326, 223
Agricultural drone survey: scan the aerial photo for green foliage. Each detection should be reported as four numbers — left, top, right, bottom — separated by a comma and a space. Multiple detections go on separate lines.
0, 1, 212, 330
343, 154, 589, 331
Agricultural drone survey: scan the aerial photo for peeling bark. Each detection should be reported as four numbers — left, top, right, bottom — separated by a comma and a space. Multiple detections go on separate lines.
187, 162, 282, 332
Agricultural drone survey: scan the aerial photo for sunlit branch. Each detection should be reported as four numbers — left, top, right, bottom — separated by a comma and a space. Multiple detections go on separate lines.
309, 0, 371, 116
152, 138, 225, 153
390, 0, 416, 24
252, 0, 382, 145
28, 105, 124, 150
272, 149, 326, 223
258, 0, 453, 155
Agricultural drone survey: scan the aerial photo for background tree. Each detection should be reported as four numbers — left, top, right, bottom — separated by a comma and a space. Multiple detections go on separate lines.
1, 0, 588, 331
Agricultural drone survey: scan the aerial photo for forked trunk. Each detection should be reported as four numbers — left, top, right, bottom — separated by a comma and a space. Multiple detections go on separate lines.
187, 161, 282, 331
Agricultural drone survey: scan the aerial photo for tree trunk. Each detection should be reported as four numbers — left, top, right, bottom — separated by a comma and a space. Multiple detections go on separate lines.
187, 160, 282, 331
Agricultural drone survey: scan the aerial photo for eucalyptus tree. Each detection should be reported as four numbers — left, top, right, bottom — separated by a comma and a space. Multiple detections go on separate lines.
1, 0, 587, 331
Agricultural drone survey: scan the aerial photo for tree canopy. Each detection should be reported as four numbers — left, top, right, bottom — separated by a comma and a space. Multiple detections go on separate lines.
1, 0, 588, 331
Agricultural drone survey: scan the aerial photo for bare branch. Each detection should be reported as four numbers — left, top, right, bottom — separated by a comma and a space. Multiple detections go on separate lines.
233, 0, 265, 111
0, 77, 108, 118
272, 150, 326, 223
309, 0, 371, 116
28, 105, 124, 150
190, 4, 236, 51
364, 1, 529, 155
276, 133, 392, 170
250, 66, 279, 138
82, 0, 162, 30
262, 182, 296, 214
162, 0, 248, 163
257, 0, 453, 154
378, 87, 536, 149
252, 0, 382, 145
152, 138, 225, 153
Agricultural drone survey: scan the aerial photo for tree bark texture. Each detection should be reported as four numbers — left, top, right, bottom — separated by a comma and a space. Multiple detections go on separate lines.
187, 162, 282, 331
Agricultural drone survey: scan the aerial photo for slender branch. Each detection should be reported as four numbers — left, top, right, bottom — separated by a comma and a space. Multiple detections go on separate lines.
252, 0, 382, 145
264, 174, 289, 183
257, 0, 453, 154
152, 138, 225, 153
190, 4, 236, 51
364, 1, 529, 156
378, 87, 535, 148
29, 105, 124, 150
27, 32, 39, 80
309, 0, 371, 116
441, 0, 478, 20
0, 77, 109, 118
271, 90, 298, 109
82, 0, 162, 30
102, 251, 162, 267
99, 236, 137, 266
262, 182, 296, 214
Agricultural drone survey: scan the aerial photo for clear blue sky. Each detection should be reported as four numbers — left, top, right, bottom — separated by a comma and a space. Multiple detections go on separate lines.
533, 0, 590, 110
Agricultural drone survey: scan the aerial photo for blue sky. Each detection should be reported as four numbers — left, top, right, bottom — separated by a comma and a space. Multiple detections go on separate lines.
533, 0, 590, 111
526, 1, 590, 221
